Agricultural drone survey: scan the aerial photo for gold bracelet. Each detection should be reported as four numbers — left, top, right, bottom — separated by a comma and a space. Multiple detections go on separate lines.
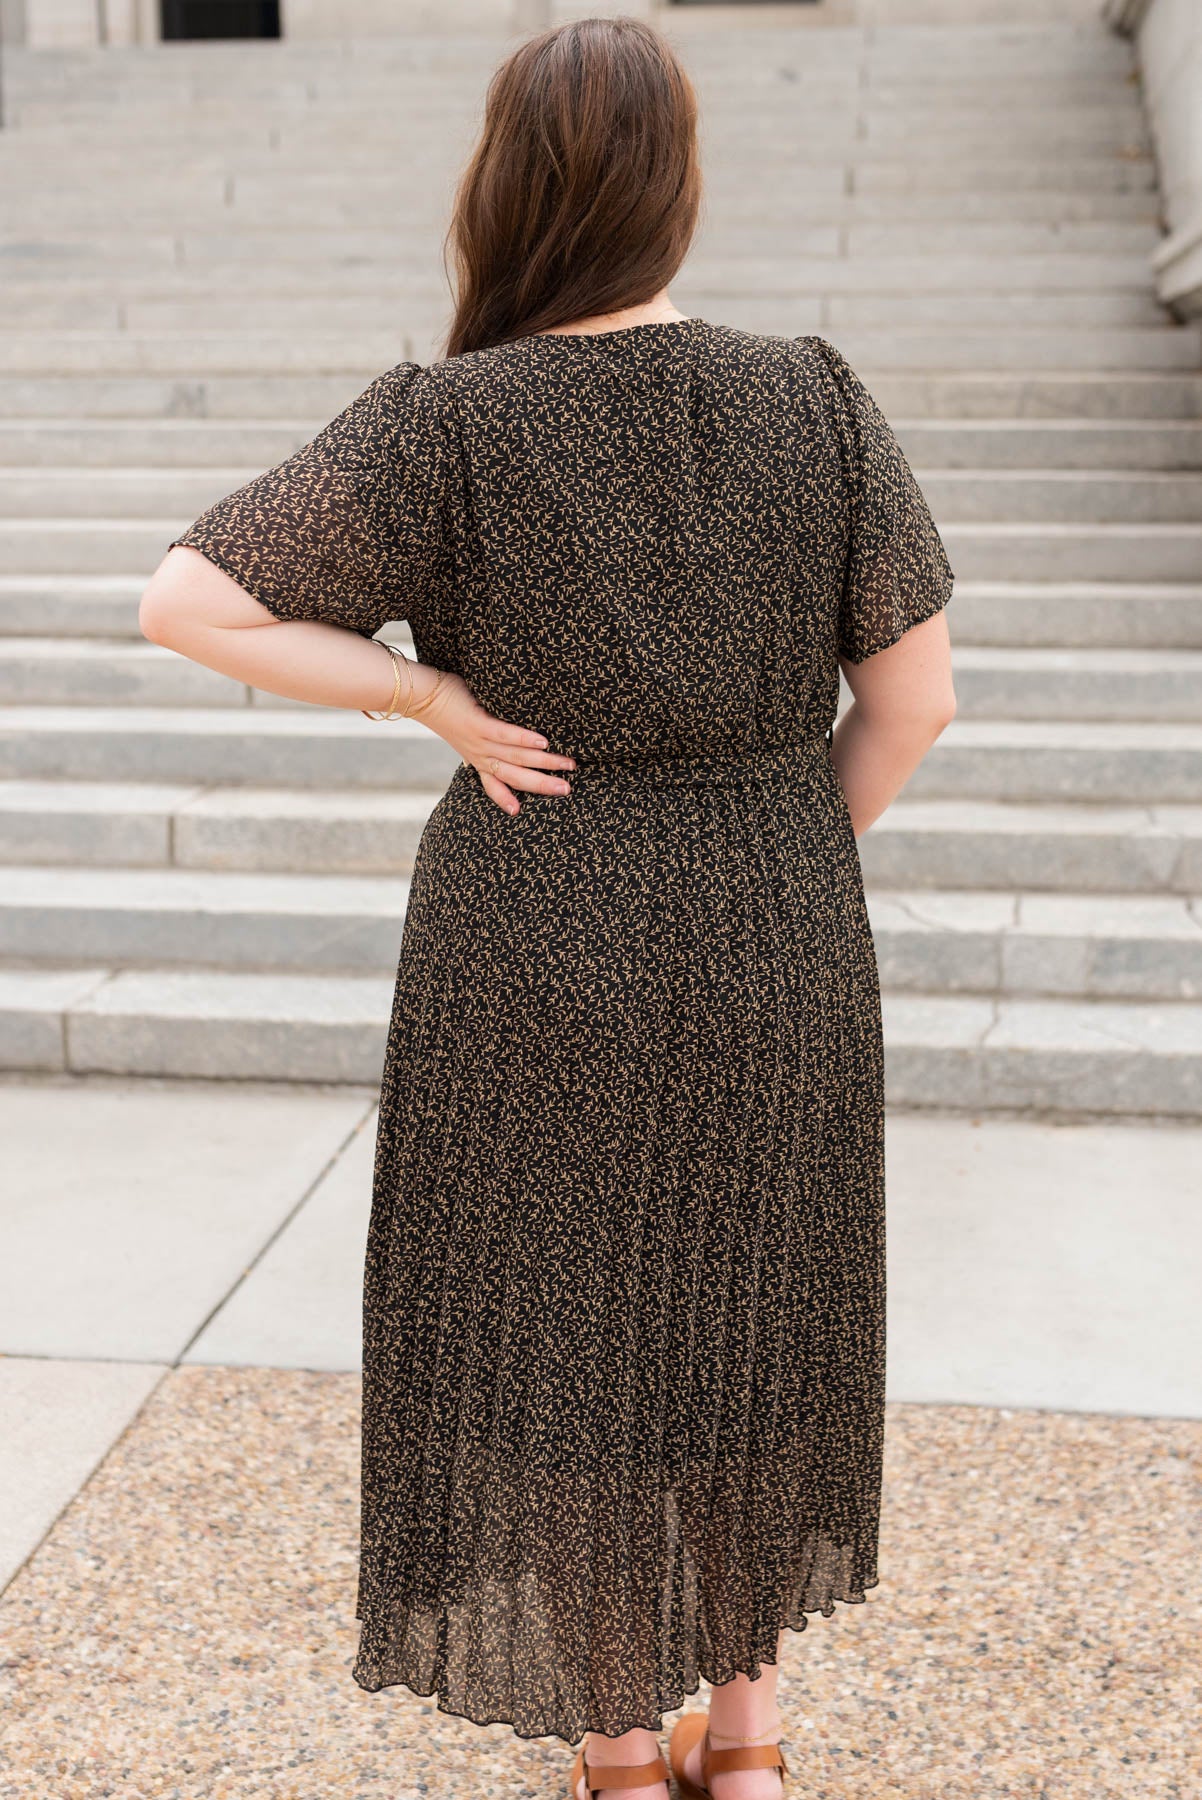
361, 641, 407, 721
406, 666, 449, 720
398, 647, 417, 715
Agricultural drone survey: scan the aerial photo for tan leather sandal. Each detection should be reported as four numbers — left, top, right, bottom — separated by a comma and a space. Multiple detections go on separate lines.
668, 1711, 790, 1800
570, 1743, 671, 1800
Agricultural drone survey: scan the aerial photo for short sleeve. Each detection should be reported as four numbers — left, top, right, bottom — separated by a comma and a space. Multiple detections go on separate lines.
168, 361, 454, 640
800, 335, 954, 664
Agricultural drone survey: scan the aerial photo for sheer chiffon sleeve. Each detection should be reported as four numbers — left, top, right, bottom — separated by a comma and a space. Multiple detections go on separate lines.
800, 334, 954, 664
168, 361, 454, 640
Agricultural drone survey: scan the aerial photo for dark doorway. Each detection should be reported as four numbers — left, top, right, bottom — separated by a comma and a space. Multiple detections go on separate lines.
160, 1, 280, 37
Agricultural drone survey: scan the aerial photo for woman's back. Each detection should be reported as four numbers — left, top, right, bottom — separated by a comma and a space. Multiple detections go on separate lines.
174, 319, 952, 771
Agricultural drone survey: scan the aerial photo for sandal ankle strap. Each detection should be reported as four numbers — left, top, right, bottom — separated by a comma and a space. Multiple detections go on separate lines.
705, 1736, 791, 1780
581, 1752, 670, 1792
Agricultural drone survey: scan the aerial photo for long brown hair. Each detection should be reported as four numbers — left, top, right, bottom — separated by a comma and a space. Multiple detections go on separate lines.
443, 16, 702, 358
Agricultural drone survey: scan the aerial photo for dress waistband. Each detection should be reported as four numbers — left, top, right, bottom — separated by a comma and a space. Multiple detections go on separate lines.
562, 732, 833, 788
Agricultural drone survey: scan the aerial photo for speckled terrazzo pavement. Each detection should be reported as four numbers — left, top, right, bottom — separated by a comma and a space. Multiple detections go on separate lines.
0, 1369, 1196, 1800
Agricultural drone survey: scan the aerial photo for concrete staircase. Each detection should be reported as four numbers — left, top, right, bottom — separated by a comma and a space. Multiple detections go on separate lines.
1, 15, 1200, 1113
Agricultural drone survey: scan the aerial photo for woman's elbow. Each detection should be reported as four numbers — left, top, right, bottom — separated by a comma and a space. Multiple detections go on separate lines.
138, 581, 173, 646
931, 683, 957, 734
139, 555, 198, 648
858, 681, 956, 745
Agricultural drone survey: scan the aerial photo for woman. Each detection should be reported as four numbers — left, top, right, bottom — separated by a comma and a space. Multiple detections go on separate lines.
140, 15, 955, 1800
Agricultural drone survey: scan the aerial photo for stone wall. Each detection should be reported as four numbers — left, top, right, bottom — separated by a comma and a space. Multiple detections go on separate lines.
1108, 0, 1202, 318
5, 0, 1116, 49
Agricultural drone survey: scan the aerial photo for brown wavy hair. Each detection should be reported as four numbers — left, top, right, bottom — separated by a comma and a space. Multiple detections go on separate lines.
442, 16, 702, 358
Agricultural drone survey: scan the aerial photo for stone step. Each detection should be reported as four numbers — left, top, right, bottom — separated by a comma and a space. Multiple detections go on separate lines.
0, 187, 1166, 231
6, 65, 1140, 96
1, 575, 1198, 657
0, 289, 1166, 335
906, 721, 1202, 805
926, 471, 1202, 524
0, 251, 1168, 300
0, 636, 399, 708
3, 416, 1196, 473
3, 961, 1197, 1114
3, 640, 1196, 721
0, 779, 436, 872
0, 334, 409, 377
949, 583, 1202, 650
880, 992, 1202, 1119
11, 112, 1151, 156
4, 780, 1199, 897
799, 373, 1202, 421
853, 158, 1157, 194
868, 891, 1202, 1001
0, 156, 1162, 206
838, 222, 1160, 257
2, 574, 1196, 650
0, 963, 394, 1085
0, 709, 1198, 804
0, 866, 1197, 1001
948, 648, 1202, 720
5, 48, 1131, 85
10, 465, 1198, 524
686, 256, 1181, 295
0, 374, 384, 421
895, 422, 1202, 471
0, 863, 408, 972
0, 705, 461, 789
0, 469, 261, 519
0, 420, 315, 468
6, 516, 1197, 581
0, 639, 251, 708
940, 523, 1202, 583
4, 370, 1197, 424
860, 799, 1202, 896
0, 210, 1165, 260
7, 127, 1151, 169
3, 322, 1197, 377
0, 576, 150, 637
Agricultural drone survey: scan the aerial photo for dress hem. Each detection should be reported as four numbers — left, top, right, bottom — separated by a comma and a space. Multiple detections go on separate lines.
349, 1575, 881, 1748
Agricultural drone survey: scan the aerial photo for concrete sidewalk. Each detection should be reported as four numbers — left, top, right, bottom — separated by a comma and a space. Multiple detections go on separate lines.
3, 1074, 1199, 1591
1, 1078, 1198, 1797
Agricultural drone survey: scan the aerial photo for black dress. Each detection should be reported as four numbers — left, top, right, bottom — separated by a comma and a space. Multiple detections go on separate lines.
170, 317, 954, 1747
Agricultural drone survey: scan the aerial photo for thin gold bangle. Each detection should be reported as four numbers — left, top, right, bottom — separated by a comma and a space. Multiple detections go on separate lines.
361, 640, 405, 721
407, 666, 449, 720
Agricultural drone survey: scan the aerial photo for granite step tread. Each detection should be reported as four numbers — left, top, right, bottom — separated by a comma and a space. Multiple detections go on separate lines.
5, 517, 1198, 581
7, 465, 1202, 525
860, 797, 1202, 895
3, 637, 1197, 718
0, 866, 1197, 997
5, 372, 1198, 424
2, 962, 1198, 1112
1, 576, 1194, 648
1, 325, 1197, 376
1, 709, 1199, 800
3, 782, 1202, 891
0, 778, 438, 871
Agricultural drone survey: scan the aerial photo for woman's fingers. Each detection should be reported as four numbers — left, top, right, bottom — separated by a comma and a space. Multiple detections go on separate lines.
479, 739, 575, 773
467, 720, 575, 812
484, 718, 576, 766
480, 756, 573, 797
479, 769, 520, 815
491, 718, 552, 751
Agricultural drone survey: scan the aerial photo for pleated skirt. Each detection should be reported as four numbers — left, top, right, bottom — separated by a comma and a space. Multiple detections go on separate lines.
352, 733, 886, 1745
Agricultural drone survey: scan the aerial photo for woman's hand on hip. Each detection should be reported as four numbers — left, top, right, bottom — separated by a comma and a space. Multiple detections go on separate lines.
413, 669, 575, 814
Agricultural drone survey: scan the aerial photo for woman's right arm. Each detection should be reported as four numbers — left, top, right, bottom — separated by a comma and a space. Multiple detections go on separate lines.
830, 606, 956, 839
